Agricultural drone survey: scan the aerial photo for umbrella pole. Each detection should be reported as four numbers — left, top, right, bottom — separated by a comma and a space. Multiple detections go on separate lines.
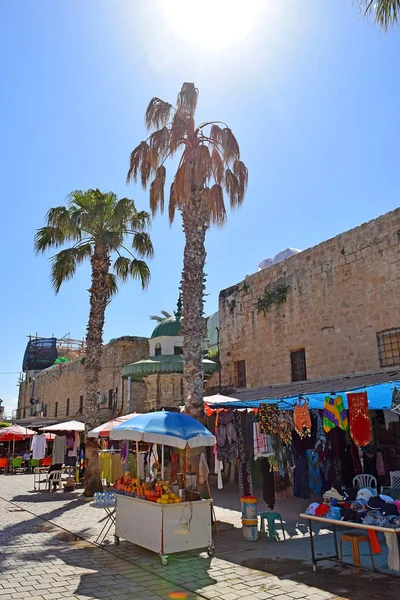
161, 444, 164, 481
13, 435, 15, 456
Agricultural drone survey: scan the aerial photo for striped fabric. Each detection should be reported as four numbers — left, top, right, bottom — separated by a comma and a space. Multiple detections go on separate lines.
323, 395, 348, 432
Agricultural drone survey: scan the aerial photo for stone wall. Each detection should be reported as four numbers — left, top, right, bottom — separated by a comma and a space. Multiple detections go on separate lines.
219, 208, 400, 389
18, 337, 149, 420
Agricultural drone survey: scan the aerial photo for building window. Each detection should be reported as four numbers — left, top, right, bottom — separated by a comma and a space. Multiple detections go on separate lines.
66, 398, 70, 416
108, 389, 113, 410
155, 343, 162, 356
291, 349, 307, 382
114, 387, 118, 409
55, 402, 58, 417
174, 345, 183, 355
44, 404, 47, 417
377, 328, 400, 367
78, 396, 83, 415
235, 360, 246, 388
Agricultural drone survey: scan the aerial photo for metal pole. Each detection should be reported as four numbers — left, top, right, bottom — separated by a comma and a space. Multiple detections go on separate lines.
127, 377, 131, 413
216, 327, 221, 391
161, 444, 164, 481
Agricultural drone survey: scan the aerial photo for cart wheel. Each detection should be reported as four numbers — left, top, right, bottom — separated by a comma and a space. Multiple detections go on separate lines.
207, 545, 215, 558
114, 535, 120, 546
160, 554, 168, 566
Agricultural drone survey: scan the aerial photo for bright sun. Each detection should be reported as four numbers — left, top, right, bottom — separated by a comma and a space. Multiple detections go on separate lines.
159, 0, 266, 52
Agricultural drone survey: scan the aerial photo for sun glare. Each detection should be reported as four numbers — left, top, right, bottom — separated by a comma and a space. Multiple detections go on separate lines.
159, 0, 266, 52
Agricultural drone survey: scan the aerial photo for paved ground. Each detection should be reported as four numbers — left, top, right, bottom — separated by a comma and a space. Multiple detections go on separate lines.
1, 475, 399, 600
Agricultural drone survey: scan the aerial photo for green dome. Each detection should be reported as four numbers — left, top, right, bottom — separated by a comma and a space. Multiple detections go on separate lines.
151, 316, 182, 339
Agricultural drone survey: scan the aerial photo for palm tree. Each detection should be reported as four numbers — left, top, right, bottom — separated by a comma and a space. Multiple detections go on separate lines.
34, 189, 153, 495
127, 83, 248, 421
359, 0, 400, 29
150, 310, 173, 323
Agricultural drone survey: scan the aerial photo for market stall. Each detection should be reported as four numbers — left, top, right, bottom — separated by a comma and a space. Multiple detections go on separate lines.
110, 410, 216, 565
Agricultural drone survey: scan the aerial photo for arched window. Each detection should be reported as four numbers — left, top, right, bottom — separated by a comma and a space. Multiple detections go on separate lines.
155, 343, 162, 356
174, 345, 183, 355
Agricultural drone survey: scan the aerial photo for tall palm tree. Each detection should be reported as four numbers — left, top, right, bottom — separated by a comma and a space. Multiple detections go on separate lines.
34, 189, 153, 495
127, 83, 248, 421
359, 0, 400, 29
150, 310, 173, 323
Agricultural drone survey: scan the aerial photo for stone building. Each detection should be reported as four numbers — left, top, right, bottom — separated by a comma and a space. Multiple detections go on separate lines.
122, 299, 217, 410
218, 208, 400, 391
17, 336, 149, 425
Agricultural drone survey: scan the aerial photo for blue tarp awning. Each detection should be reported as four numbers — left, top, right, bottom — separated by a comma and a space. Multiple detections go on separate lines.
207, 381, 400, 411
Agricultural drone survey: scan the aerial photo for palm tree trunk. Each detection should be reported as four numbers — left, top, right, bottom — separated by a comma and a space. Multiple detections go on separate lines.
83, 245, 110, 496
181, 197, 208, 422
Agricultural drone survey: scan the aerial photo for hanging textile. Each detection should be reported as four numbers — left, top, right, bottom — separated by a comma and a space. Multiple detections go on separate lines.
323, 395, 348, 432
259, 457, 275, 509
259, 403, 279, 434
233, 412, 253, 497
293, 453, 310, 499
392, 387, 400, 415
305, 449, 322, 494
216, 411, 238, 461
253, 422, 273, 459
294, 399, 312, 438
311, 409, 326, 450
384, 410, 399, 430
347, 392, 372, 447
52, 435, 66, 465
31, 434, 47, 460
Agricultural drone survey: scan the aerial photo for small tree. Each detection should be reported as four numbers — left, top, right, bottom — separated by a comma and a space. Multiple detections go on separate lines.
35, 189, 153, 495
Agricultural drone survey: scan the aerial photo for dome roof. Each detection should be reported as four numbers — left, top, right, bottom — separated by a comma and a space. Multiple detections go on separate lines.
151, 315, 182, 339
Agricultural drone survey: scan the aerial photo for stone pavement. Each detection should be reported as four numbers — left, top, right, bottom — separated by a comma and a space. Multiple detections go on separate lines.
1, 475, 399, 600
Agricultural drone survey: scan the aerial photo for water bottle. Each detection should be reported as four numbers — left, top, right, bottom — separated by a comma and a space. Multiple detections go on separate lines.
94, 492, 99, 506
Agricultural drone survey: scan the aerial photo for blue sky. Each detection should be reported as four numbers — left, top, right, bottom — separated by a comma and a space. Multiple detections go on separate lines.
0, 1, 399, 416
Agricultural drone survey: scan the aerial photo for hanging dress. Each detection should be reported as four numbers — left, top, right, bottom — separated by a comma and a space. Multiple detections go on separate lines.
323, 395, 348, 432
305, 449, 322, 494
294, 398, 312, 438
347, 392, 372, 447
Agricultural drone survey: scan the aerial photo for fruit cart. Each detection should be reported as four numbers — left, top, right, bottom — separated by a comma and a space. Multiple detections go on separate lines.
110, 410, 216, 565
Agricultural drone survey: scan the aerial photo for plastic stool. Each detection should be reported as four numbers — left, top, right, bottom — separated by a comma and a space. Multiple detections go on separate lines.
258, 511, 286, 540
340, 531, 375, 572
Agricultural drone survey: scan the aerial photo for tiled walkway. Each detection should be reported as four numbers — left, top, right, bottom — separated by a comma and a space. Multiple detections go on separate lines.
1, 475, 399, 599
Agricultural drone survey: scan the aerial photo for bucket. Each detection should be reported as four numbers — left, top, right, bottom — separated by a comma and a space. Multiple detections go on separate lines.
241, 496, 257, 520
242, 518, 258, 542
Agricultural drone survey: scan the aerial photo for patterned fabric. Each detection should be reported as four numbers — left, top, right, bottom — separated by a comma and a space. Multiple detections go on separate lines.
311, 409, 326, 450
253, 422, 273, 459
277, 411, 294, 445
259, 403, 279, 434
216, 410, 238, 461
305, 449, 322, 494
323, 395, 348, 432
392, 387, 400, 415
294, 400, 312, 438
234, 412, 253, 497
347, 392, 372, 447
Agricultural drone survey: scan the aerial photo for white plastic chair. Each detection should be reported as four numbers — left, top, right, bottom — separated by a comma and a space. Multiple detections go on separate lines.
353, 474, 377, 490
46, 469, 63, 491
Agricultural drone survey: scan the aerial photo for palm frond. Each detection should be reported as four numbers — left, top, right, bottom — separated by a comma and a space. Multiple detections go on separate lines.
50, 248, 78, 293
209, 184, 227, 226
34, 226, 68, 253
211, 148, 224, 185
170, 111, 188, 153
112, 197, 135, 226
129, 259, 151, 290
149, 127, 170, 163
150, 315, 164, 323
99, 230, 124, 252
174, 161, 191, 206
168, 181, 178, 224
106, 272, 119, 298
194, 145, 212, 187
131, 232, 154, 259
145, 97, 173, 130
210, 124, 225, 148
113, 256, 131, 281
149, 165, 166, 216
221, 128, 240, 162
233, 159, 249, 203
177, 83, 199, 116
360, 0, 400, 29
130, 210, 152, 232
225, 169, 242, 208
126, 141, 154, 187
46, 206, 70, 228
161, 310, 172, 318
74, 243, 93, 263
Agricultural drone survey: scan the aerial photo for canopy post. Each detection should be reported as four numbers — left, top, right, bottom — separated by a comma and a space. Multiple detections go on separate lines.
161, 444, 164, 481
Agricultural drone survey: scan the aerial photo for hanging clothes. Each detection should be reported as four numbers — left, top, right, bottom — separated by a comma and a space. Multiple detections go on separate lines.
52, 435, 66, 465
305, 449, 322, 494
216, 411, 238, 461
293, 452, 310, 499
259, 457, 275, 509
253, 422, 273, 459
347, 392, 372, 447
311, 409, 326, 451
234, 411, 253, 497
259, 403, 279, 435
294, 399, 312, 438
31, 434, 47, 460
384, 411, 399, 430
392, 387, 400, 413
323, 395, 348, 432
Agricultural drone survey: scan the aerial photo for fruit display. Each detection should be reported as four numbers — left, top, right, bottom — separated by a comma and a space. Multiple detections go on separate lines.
113, 472, 182, 504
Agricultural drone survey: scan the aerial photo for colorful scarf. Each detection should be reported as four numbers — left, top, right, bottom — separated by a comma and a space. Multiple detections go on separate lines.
259, 403, 293, 445
323, 395, 348, 432
347, 392, 372, 447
